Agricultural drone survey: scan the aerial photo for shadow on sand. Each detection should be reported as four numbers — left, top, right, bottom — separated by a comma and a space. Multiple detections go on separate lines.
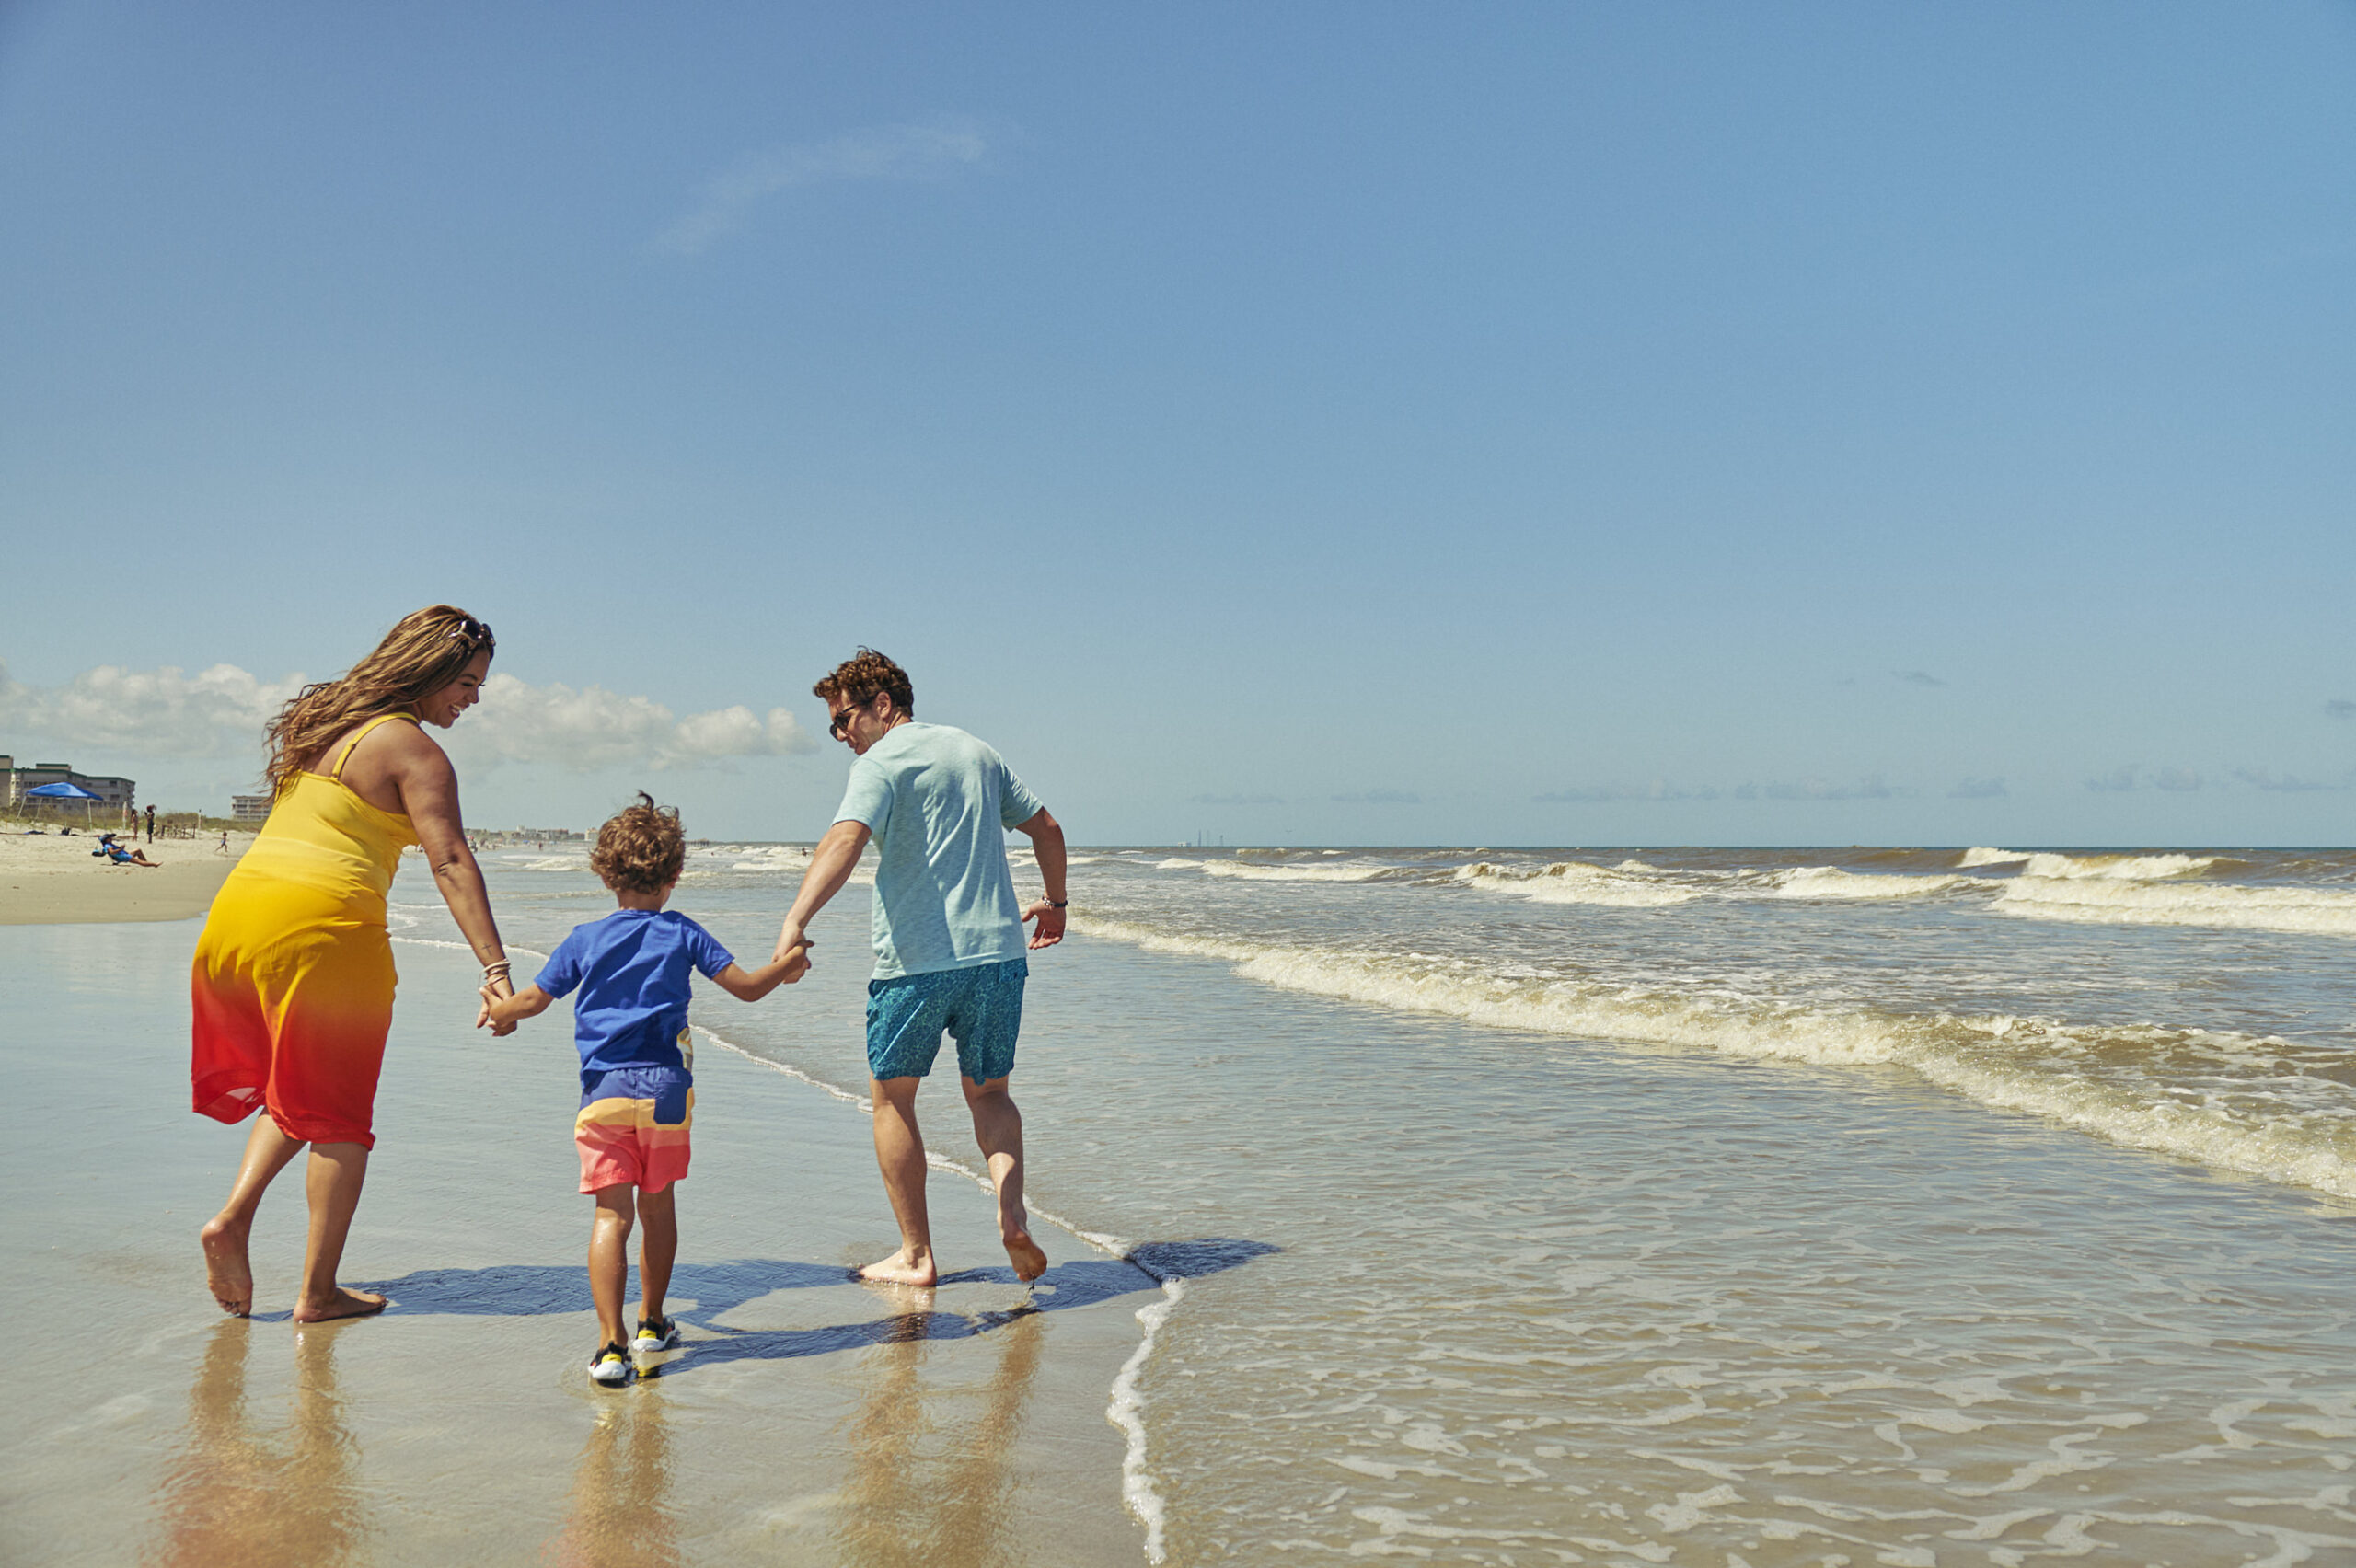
357, 1238, 1278, 1374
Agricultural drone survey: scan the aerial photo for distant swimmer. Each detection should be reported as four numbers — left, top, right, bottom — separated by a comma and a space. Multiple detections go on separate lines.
772, 648, 1068, 1286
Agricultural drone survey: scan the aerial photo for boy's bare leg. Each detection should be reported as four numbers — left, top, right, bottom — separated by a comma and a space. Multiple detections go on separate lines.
587, 1187, 636, 1346
637, 1185, 677, 1327
962, 1075, 1047, 1281
858, 1077, 938, 1286
292, 1142, 387, 1321
201, 1113, 306, 1315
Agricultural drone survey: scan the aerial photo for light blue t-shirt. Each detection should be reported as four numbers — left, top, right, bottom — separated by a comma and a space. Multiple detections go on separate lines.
833, 721, 1045, 980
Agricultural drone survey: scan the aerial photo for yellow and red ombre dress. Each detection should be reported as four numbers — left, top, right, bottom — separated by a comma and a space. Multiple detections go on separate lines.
191, 714, 422, 1149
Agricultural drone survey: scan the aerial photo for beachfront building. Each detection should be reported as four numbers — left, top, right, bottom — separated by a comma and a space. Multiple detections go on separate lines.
2, 756, 135, 812
230, 794, 272, 823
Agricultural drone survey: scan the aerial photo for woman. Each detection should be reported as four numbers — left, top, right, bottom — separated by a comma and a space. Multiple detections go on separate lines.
191, 605, 514, 1320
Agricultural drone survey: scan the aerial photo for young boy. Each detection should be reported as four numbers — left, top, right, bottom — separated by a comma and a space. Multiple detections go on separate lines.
483, 794, 806, 1386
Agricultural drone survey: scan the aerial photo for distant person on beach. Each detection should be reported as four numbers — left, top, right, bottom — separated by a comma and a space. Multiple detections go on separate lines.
190, 605, 513, 1322
773, 648, 1068, 1286
481, 793, 808, 1384
96, 832, 161, 868
216, 830, 229, 854
145, 803, 156, 843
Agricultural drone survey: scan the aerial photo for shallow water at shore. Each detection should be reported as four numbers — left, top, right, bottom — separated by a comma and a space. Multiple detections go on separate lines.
452, 839, 2356, 1562
0, 920, 1149, 1568
15, 836, 2356, 1564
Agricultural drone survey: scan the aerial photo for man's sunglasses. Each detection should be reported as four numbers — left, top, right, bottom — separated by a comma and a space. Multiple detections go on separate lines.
445, 617, 495, 650
828, 696, 879, 740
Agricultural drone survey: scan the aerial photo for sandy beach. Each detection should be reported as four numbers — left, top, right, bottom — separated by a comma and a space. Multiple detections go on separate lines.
0, 828, 249, 925
1, 914, 1152, 1567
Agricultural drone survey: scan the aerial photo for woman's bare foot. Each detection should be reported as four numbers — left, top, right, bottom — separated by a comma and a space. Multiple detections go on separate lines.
200, 1216, 253, 1316
291, 1287, 387, 1323
1002, 1225, 1048, 1282
856, 1248, 939, 1286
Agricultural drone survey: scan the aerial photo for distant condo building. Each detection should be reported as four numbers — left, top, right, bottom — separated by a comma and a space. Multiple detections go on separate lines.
231, 794, 273, 823
1, 755, 135, 811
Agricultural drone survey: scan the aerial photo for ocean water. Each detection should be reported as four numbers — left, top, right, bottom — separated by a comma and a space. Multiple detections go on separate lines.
418, 842, 2356, 1564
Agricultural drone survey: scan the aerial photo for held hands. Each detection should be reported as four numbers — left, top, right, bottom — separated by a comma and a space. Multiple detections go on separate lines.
1022, 901, 1067, 950
779, 941, 813, 985
772, 923, 813, 968
476, 978, 519, 1037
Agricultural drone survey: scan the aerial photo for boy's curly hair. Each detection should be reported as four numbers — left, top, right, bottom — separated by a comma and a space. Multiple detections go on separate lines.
592, 792, 686, 895
813, 648, 914, 716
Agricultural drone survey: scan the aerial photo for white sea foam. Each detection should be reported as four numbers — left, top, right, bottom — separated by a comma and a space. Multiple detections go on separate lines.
1758, 867, 1969, 900
1958, 847, 2031, 868
1992, 876, 2356, 937
1199, 860, 1409, 883
1072, 917, 2356, 1200
1108, 1274, 1183, 1564
1155, 858, 1206, 870
1454, 860, 1699, 907
520, 857, 580, 872
2018, 851, 2221, 881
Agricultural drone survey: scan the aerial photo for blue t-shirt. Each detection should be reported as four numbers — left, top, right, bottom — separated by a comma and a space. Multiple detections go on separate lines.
534, 909, 734, 1095
833, 721, 1045, 980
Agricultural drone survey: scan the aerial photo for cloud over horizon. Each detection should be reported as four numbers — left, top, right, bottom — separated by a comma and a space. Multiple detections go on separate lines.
656, 120, 987, 255
1, 661, 813, 776
0, 658, 305, 759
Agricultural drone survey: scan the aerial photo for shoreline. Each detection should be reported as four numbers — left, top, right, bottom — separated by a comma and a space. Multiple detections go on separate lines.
0, 826, 250, 925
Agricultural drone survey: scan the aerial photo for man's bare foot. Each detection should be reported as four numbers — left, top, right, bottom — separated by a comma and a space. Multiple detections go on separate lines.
200, 1216, 253, 1316
1002, 1226, 1048, 1282
856, 1248, 939, 1286
291, 1287, 387, 1323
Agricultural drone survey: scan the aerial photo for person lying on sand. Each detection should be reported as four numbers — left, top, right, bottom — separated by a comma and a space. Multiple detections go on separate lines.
96, 833, 161, 868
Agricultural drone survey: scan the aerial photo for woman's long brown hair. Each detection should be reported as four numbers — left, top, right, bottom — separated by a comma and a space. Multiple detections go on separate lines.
260, 605, 494, 792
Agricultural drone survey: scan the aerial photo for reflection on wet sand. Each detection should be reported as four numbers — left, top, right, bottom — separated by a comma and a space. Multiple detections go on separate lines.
834, 1304, 1045, 1568
149, 1320, 368, 1568
540, 1394, 680, 1568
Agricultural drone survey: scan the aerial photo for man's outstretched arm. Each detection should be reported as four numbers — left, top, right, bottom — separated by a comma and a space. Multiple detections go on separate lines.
1016, 807, 1067, 949
773, 819, 872, 963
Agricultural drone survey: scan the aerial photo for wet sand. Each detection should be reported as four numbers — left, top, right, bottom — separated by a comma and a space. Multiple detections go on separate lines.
0, 831, 248, 925
0, 919, 1150, 1566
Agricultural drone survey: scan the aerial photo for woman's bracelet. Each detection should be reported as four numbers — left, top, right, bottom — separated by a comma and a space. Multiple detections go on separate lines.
482, 960, 513, 985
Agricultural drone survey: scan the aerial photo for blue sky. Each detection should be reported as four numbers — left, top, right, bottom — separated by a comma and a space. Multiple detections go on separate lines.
3, 2, 2351, 845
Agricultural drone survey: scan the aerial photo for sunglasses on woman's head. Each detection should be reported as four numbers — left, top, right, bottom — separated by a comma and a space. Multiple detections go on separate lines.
445, 617, 494, 650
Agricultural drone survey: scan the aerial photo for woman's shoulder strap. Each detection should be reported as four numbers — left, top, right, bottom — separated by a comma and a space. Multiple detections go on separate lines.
329, 711, 422, 780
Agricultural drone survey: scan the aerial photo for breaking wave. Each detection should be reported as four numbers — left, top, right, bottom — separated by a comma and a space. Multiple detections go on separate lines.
1454, 860, 1699, 907
1993, 876, 2356, 937
1199, 860, 1420, 883
1073, 917, 2356, 1199
1755, 867, 1969, 900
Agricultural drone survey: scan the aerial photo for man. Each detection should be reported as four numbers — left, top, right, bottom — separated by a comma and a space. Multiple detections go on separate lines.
144, 803, 156, 844
774, 649, 1067, 1285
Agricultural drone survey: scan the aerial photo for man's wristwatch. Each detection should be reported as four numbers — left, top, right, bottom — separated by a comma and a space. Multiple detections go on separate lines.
1047, 899, 1068, 908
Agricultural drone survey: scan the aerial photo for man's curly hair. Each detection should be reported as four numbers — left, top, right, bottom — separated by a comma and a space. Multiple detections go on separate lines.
592, 791, 686, 895
814, 648, 914, 716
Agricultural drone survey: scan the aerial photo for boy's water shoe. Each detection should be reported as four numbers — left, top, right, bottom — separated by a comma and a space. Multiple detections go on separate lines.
589, 1342, 634, 1387
633, 1316, 682, 1355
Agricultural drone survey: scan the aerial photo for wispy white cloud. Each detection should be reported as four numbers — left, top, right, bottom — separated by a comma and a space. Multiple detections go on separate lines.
1333, 789, 1420, 804
1894, 670, 1946, 687
0, 658, 305, 758
449, 674, 814, 773
0, 662, 814, 775
2327, 698, 2356, 721
1188, 792, 1284, 806
656, 119, 988, 255
1948, 777, 2007, 799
